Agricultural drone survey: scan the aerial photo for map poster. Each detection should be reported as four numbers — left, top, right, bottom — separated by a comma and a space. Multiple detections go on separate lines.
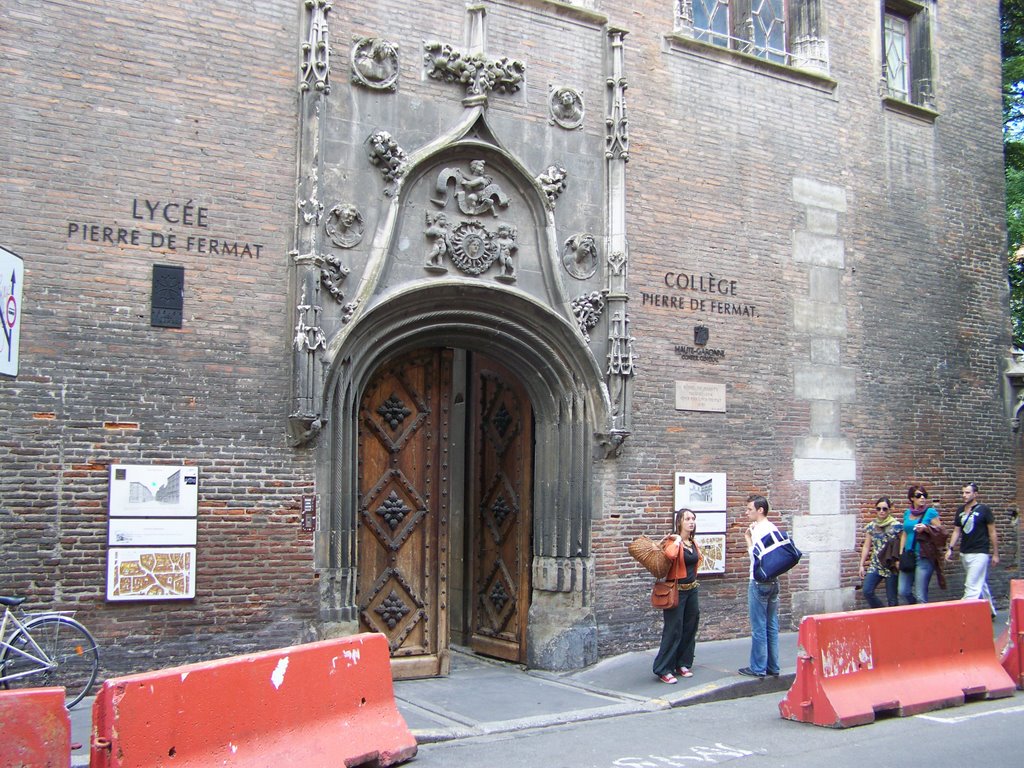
106, 547, 196, 601
108, 464, 199, 518
695, 534, 726, 574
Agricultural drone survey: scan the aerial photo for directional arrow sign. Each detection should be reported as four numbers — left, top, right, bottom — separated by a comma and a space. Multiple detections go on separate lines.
0, 245, 25, 378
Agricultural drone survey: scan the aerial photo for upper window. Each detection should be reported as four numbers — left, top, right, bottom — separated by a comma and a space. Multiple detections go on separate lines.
881, 0, 935, 110
675, 0, 828, 73
693, 0, 787, 64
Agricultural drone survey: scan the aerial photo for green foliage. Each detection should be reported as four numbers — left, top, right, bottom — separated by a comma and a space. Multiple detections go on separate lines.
1005, 0, 1024, 346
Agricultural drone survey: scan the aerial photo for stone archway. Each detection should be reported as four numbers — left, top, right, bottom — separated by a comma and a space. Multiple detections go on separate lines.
315, 286, 606, 672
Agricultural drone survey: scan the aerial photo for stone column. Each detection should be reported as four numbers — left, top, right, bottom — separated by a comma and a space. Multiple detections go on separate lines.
790, 177, 856, 616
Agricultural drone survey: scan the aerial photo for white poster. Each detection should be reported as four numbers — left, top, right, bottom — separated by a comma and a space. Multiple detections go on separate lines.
109, 464, 199, 517
108, 517, 197, 547
106, 547, 196, 601
674, 472, 727, 513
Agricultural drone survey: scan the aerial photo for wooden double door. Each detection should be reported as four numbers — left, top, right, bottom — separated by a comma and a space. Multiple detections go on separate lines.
356, 348, 533, 678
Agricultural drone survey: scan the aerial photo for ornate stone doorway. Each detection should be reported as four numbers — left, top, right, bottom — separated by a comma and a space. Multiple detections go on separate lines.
356, 348, 533, 677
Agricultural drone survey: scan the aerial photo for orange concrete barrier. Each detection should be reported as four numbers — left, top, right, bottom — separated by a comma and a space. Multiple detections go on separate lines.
90, 633, 417, 767
0, 687, 71, 768
997, 579, 1024, 689
779, 600, 1015, 728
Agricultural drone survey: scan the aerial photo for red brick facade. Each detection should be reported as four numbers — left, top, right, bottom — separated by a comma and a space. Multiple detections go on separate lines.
0, 0, 1018, 676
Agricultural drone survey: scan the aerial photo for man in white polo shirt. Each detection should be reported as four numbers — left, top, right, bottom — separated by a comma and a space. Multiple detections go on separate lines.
740, 494, 781, 679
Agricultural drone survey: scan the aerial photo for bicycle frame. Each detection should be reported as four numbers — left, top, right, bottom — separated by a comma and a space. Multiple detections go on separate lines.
0, 607, 59, 683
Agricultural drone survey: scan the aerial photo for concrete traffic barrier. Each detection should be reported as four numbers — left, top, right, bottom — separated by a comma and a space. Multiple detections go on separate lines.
997, 579, 1024, 689
90, 632, 417, 767
779, 600, 1015, 728
0, 687, 70, 768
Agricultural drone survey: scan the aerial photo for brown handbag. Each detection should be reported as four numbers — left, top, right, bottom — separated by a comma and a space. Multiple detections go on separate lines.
651, 580, 678, 610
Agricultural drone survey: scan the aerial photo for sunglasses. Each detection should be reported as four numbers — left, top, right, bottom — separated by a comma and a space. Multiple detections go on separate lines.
875, 506, 890, 511
914, 493, 926, 499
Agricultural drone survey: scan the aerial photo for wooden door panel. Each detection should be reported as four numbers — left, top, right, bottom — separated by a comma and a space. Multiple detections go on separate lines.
357, 349, 450, 678
469, 354, 532, 662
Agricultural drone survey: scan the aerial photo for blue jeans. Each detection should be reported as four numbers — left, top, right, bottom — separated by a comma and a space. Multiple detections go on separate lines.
747, 579, 779, 676
897, 552, 935, 604
862, 569, 898, 608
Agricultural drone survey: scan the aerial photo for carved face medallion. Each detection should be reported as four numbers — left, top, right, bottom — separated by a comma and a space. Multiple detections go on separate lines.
449, 222, 497, 275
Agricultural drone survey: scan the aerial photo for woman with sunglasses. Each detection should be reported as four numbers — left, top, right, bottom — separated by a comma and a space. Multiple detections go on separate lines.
858, 497, 900, 607
898, 485, 942, 603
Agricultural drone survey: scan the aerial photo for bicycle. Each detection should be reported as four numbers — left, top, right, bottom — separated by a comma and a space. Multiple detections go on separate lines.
0, 595, 100, 708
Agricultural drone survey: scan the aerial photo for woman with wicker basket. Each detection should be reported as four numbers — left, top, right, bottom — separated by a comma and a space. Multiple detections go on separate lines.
651, 509, 701, 684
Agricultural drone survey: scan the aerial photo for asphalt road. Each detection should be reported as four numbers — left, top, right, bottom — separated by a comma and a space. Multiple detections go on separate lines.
409, 689, 1024, 768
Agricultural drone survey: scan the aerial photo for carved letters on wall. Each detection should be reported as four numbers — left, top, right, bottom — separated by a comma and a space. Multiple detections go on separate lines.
423, 160, 518, 281
351, 37, 400, 91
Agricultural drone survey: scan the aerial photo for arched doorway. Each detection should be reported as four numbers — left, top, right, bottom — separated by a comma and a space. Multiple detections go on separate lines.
356, 347, 533, 678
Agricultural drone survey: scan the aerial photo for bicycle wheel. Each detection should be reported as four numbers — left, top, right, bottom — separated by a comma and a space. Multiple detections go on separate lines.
1, 615, 99, 708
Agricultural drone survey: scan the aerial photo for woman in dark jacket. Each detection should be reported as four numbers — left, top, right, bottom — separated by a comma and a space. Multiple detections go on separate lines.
652, 509, 701, 684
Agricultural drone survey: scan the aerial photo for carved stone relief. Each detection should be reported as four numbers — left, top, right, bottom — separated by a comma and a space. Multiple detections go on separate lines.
321, 253, 350, 301
294, 291, 327, 353
423, 41, 525, 100
422, 159, 518, 281
607, 249, 626, 276
367, 130, 407, 188
536, 165, 567, 209
351, 37, 399, 91
549, 86, 584, 130
325, 203, 364, 248
299, 0, 332, 94
431, 160, 509, 216
571, 291, 605, 342
562, 233, 598, 279
423, 213, 519, 280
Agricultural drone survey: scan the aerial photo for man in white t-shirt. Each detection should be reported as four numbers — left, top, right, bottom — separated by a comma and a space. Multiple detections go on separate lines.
739, 494, 781, 678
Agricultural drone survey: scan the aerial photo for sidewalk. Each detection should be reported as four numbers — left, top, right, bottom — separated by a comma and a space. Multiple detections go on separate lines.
68, 630, 798, 763
394, 632, 797, 744
68, 607, 1010, 762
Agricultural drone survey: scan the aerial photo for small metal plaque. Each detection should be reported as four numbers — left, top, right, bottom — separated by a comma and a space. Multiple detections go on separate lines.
301, 494, 318, 532
151, 264, 184, 328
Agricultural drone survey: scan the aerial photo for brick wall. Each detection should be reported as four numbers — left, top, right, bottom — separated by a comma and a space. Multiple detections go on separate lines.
0, 0, 1016, 673
0, 0, 316, 673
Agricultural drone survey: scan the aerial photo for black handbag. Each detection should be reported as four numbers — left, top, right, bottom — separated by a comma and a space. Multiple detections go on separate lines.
898, 550, 916, 572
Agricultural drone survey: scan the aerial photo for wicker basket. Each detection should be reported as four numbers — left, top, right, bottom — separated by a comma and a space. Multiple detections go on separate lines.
628, 535, 670, 579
